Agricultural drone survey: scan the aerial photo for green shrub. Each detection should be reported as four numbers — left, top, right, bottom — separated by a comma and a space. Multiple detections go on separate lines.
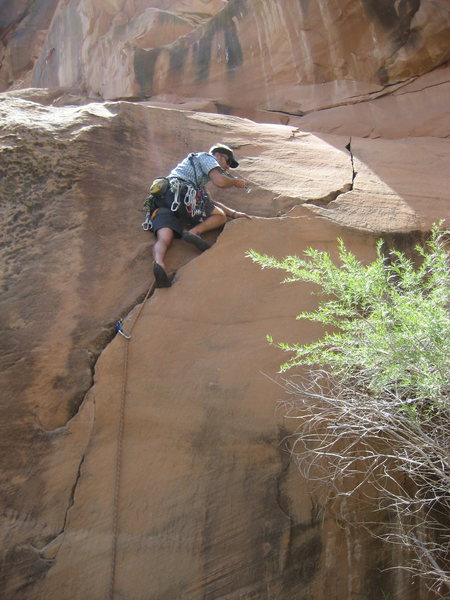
247, 223, 450, 411
248, 223, 450, 595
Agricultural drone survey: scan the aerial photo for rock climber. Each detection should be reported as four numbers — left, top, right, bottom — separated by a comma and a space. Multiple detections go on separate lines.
148, 143, 251, 288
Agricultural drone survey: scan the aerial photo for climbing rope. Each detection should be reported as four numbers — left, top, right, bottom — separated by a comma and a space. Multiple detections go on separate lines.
109, 279, 157, 600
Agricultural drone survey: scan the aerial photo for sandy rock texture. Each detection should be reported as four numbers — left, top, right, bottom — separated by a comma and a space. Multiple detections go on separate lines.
1, 0, 449, 599
1, 91, 447, 598
1, 1, 449, 137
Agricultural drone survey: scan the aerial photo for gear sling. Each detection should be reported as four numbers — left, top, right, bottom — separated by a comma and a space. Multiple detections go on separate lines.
142, 154, 210, 231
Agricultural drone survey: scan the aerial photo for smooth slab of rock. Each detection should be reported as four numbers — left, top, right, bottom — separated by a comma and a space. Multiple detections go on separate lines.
305, 135, 450, 232
1, 94, 446, 599
29, 216, 423, 600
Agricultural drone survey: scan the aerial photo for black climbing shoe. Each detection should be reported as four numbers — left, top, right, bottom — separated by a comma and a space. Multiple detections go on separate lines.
182, 231, 212, 252
153, 263, 171, 288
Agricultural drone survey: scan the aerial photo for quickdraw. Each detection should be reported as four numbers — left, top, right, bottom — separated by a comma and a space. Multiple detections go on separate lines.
142, 206, 160, 231
169, 179, 203, 217
141, 212, 152, 231
115, 319, 131, 339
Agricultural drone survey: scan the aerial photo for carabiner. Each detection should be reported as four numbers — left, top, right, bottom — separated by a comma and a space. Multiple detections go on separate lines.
115, 319, 131, 340
142, 211, 151, 231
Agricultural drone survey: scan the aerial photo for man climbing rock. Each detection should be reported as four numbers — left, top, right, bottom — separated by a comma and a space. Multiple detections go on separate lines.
148, 143, 250, 287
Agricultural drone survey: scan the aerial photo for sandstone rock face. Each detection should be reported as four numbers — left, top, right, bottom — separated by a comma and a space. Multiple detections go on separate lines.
1, 1, 449, 599
0, 0, 60, 89
1, 1, 449, 137
1, 92, 447, 599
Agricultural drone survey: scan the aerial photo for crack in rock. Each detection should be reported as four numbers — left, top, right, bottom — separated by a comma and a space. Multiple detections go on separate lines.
265, 63, 448, 122
345, 137, 357, 187
266, 108, 305, 118
56, 248, 204, 432
303, 138, 355, 208
309, 78, 417, 113
393, 78, 450, 96
60, 450, 86, 536
32, 452, 86, 560
303, 184, 352, 207
56, 287, 153, 432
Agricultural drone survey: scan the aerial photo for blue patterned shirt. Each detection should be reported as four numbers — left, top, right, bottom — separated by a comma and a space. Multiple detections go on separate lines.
168, 152, 220, 188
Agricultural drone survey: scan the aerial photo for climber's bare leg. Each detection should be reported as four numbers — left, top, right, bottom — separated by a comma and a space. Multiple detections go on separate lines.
153, 227, 174, 269
188, 207, 226, 236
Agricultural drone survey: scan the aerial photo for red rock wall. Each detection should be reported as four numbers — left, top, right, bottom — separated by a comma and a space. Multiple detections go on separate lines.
1, 91, 446, 599
1, 1, 449, 599
2, 1, 449, 136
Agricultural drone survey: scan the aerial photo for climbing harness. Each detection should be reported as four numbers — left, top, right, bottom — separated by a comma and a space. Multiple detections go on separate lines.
141, 154, 253, 232
109, 278, 157, 600
141, 178, 203, 230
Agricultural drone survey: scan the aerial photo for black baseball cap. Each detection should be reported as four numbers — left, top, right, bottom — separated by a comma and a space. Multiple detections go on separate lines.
209, 143, 239, 168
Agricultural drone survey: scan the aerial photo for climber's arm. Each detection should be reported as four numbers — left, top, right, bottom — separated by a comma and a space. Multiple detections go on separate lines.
209, 167, 246, 189
212, 199, 252, 220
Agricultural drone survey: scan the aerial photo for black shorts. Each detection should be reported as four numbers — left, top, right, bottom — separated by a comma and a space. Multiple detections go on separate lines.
150, 206, 184, 237
150, 186, 215, 236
